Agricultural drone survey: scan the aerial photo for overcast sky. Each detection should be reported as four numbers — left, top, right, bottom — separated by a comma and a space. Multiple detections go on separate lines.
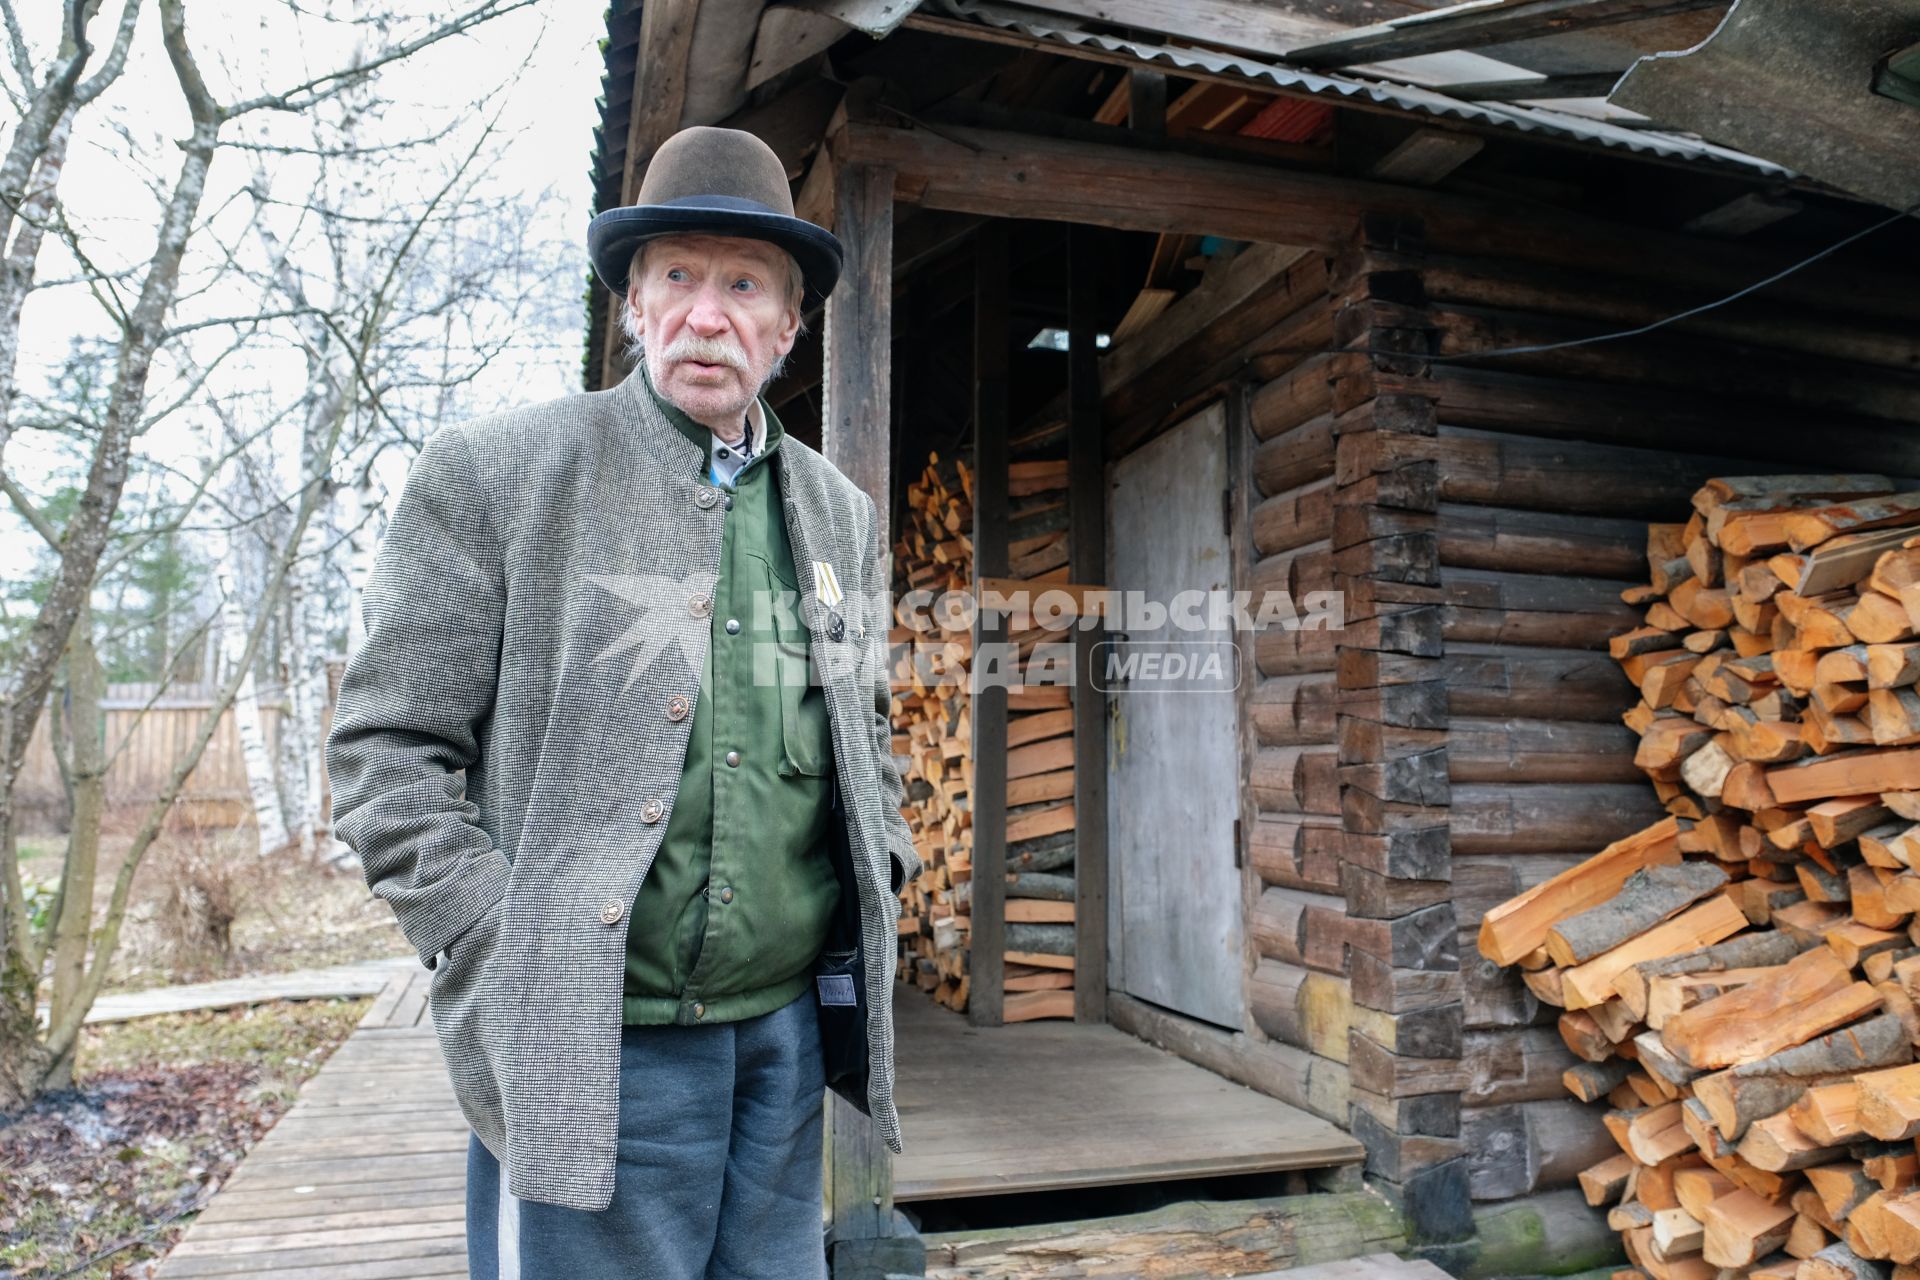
4, 0, 609, 584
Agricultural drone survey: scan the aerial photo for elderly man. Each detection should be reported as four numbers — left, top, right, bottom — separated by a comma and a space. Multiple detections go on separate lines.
323, 125, 923, 1280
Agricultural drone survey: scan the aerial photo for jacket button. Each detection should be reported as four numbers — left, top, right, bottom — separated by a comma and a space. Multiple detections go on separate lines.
693, 1002, 706, 1019
725, 618, 740, 635
696, 487, 718, 509
689, 592, 712, 618
719, 886, 734, 904
666, 694, 689, 721
725, 749, 740, 767
641, 798, 664, 823
600, 898, 625, 925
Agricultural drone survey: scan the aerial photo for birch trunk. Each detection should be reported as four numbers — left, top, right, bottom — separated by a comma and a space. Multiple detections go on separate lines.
342, 472, 386, 659
214, 525, 287, 855
283, 509, 331, 859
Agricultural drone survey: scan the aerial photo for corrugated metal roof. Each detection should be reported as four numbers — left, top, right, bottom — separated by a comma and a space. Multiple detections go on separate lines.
925, 0, 1792, 177
1611, 0, 1920, 210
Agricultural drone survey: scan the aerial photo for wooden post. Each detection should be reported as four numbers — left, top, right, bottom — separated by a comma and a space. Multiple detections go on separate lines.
1128, 69, 1167, 139
1066, 224, 1109, 1025
970, 221, 1010, 1029
1327, 214, 1469, 1244
1226, 377, 1259, 1030
822, 163, 894, 504
821, 161, 923, 1280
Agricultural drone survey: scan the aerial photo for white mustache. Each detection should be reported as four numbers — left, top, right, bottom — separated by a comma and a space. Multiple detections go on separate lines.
664, 335, 747, 371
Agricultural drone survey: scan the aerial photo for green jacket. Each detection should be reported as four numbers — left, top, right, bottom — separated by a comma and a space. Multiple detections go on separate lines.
620, 359, 841, 1025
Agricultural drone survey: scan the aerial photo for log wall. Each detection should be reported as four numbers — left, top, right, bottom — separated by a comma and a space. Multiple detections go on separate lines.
1320, 209, 1920, 1218
1238, 246, 1349, 1125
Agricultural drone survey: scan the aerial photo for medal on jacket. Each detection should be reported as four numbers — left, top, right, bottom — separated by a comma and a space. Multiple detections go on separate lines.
814, 559, 846, 642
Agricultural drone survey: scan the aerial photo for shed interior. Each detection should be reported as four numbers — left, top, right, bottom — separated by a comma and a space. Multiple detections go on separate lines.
584, 0, 1920, 1264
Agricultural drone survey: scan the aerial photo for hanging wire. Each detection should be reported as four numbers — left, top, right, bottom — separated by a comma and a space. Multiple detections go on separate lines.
1426, 197, 1920, 362
1242, 198, 1920, 367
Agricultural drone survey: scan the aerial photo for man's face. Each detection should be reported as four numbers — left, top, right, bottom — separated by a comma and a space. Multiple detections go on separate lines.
627, 233, 800, 431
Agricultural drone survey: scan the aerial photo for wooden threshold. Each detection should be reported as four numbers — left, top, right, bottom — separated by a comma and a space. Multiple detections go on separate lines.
891, 984, 1362, 1201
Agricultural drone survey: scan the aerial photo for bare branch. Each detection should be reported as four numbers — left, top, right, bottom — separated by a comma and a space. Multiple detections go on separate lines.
156, 0, 216, 124
72, 0, 140, 106
0, 469, 59, 547
0, 1, 34, 101
222, 0, 540, 119
161, 306, 322, 338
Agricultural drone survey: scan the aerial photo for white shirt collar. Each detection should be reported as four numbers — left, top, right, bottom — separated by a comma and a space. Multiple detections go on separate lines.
709, 398, 767, 487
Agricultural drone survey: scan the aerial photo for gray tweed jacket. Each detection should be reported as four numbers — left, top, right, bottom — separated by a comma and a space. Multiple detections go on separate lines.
323, 361, 923, 1212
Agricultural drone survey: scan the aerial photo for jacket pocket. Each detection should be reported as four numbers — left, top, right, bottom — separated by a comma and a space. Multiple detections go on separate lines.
428, 895, 508, 1145
759, 555, 832, 776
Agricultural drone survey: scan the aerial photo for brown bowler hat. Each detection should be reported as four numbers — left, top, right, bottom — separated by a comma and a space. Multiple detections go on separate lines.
587, 126, 843, 311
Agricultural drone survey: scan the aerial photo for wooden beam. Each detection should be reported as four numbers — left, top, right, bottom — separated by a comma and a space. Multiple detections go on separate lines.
1067, 223, 1109, 1027
971, 220, 1011, 1030
1285, 0, 1725, 69
717, 78, 845, 179
1368, 128, 1485, 186
1682, 191, 1803, 238
746, 5, 846, 92
823, 163, 894, 513
832, 117, 1909, 321
622, 0, 700, 205
836, 118, 1409, 251
1128, 68, 1167, 138
821, 157, 898, 1269
1106, 243, 1320, 458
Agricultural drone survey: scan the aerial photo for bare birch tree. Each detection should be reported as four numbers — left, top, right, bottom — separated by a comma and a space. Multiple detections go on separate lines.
0, 0, 544, 1108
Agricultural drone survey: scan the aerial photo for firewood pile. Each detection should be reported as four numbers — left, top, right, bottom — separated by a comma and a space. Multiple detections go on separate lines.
1478, 474, 1920, 1278
888, 449, 1080, 1019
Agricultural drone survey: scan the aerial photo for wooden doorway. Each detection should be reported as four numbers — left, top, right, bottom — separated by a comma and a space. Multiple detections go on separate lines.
1104, 401, 1244, 1030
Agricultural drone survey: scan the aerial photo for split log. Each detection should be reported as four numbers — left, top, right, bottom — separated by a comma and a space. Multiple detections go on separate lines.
1545, 862, 1730, 967
1691, 1014, 1913, 1141
1478, 817, 1682, 965
1859, 1064, 1920, 1141
1660, 947, 1874, 1069
1559, 895, 1747, 1010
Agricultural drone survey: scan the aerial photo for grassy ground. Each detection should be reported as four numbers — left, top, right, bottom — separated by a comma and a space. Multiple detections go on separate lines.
3, 818, 411, 1276
16, 824, 412, 994
0, 997, 370, 1279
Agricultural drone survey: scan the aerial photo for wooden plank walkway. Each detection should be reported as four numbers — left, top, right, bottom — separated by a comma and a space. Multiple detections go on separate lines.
155, 964, 470, 1279
56, 955, 417, 1025
153, 976, 1366, 1276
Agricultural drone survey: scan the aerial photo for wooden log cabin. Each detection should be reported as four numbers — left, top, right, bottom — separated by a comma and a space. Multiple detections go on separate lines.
583, 1, 1920, 1272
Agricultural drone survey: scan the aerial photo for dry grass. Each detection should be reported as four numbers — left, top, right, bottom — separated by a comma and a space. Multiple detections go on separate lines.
16, 821, 412, 995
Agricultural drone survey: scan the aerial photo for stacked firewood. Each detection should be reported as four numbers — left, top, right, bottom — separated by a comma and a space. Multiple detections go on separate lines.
888, 449, 1080, 1019
889, 451, 976, 1009
1479, 474, 1920, 1277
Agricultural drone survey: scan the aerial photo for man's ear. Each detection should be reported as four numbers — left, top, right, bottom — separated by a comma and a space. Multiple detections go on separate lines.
625, 279, 645, 340
774, 302, 801, 358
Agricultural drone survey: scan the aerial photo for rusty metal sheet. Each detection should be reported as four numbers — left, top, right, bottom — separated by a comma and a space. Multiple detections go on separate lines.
1611, 0, 1920, 209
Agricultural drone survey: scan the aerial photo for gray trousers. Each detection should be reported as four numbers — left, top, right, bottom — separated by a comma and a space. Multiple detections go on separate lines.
465, 989, 828, 1279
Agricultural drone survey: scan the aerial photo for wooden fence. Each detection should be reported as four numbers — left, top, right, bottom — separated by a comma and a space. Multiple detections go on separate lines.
14, 663, 343, 834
